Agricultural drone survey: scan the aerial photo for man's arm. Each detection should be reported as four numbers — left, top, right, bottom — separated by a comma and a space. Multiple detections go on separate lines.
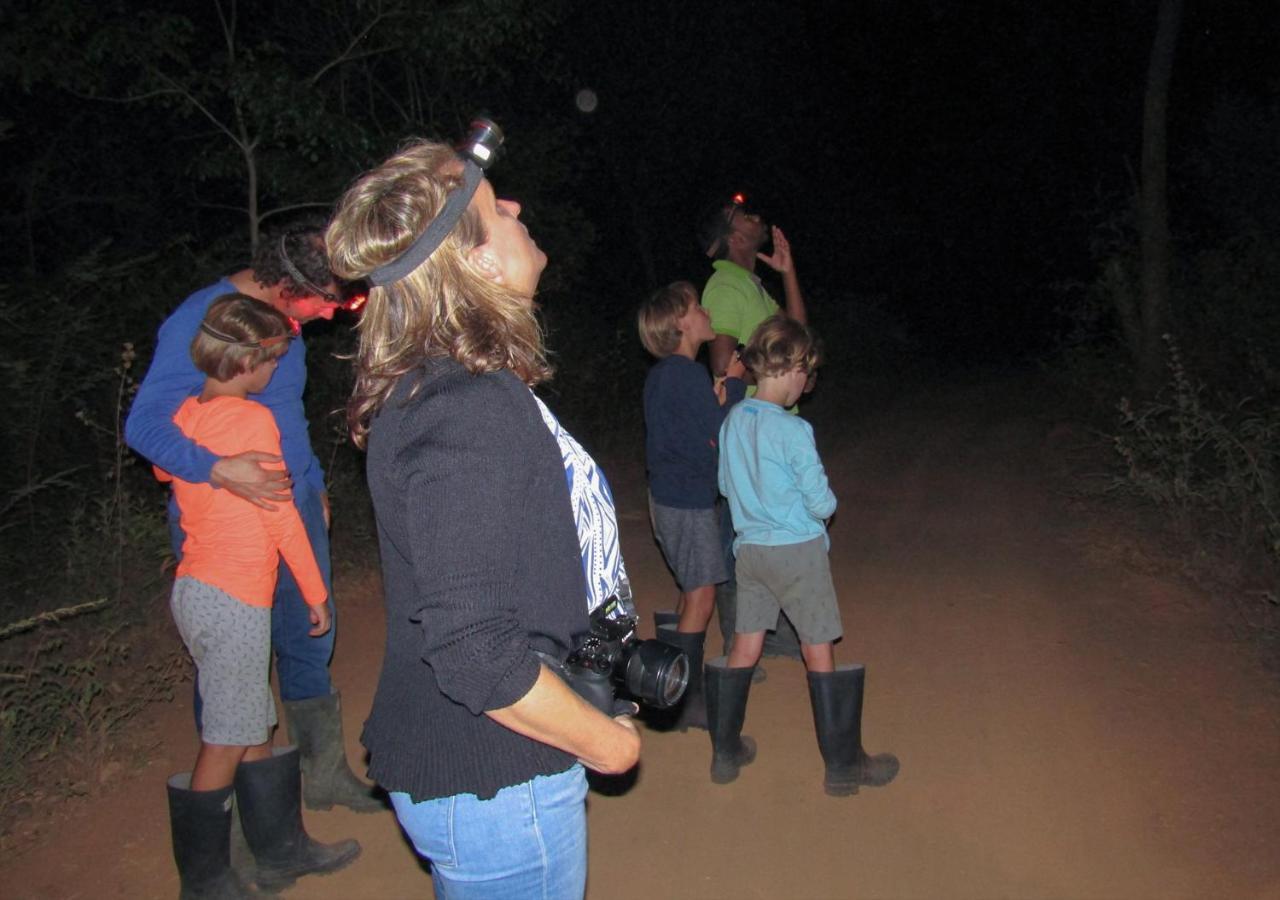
708, 334, 740, 379
125, 294, 290, 507
758, 226, 807, 325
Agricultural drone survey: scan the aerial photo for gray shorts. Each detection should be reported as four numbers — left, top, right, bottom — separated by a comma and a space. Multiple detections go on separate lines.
735, 537, 843, 644
649, 498, 729, 591
170, 576, 277, 745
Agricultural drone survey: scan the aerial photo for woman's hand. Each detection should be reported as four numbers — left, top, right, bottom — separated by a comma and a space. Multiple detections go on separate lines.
579, 714, 641, 775
487, 665, 642, 775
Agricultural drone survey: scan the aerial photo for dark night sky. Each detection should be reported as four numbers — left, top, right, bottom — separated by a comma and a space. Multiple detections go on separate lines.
2, 0, 1277, 373
545, 0, 1279, 367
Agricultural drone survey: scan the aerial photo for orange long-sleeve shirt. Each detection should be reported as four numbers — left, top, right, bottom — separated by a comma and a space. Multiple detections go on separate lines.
156, 396, 327, 609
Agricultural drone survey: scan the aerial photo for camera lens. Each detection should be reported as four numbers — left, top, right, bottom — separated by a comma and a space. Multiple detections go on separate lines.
619, 639, 689, 709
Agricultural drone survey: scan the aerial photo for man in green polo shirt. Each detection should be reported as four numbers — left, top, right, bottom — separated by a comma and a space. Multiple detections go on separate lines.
699, 196, 809, 662
700, 197, 808, 380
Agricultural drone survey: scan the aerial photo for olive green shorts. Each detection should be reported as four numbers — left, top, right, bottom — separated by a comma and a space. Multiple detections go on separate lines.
734, 537, 843, 644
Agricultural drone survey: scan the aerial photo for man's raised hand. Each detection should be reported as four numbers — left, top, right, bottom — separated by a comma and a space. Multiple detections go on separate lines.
757, 225, 794, 274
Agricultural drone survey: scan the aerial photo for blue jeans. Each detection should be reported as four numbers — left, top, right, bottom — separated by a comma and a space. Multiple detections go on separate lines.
169, 485, 335, 728
390, 766, 588, 900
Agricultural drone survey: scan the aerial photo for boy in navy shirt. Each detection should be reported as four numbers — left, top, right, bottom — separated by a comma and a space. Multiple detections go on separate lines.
639, 281, 746, 730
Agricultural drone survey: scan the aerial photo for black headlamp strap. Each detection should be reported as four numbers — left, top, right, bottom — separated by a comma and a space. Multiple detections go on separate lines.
367, 161, 485, 287
277, 234, 337, 301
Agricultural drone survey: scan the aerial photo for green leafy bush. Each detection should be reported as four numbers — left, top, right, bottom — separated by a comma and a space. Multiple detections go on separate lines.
1113, 337, 1280, 569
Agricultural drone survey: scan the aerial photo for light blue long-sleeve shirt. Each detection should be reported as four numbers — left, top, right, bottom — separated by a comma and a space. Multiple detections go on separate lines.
718, 398, 836, 554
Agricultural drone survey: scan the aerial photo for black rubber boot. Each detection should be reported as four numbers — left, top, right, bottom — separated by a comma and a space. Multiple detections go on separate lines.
234, 747, 362, 892
762, 612, 804, 661
284, 692, 384, 812
653, 609, 680, 633
807, 664, 899, 796
657, 625, 707, 731
227, 797, 257, 889
704, 657, 758, 784
714, 582, 736, 653
166, 774, 252, 899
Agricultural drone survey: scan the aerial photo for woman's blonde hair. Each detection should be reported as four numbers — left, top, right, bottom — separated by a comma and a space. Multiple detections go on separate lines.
326, 140, 551, 447
740, 315, 822, 380
190, 293, 292, 382
637, 281, 698, 358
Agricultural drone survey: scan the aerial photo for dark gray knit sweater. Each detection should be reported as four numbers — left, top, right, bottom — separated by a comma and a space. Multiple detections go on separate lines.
361, 358, 590, 802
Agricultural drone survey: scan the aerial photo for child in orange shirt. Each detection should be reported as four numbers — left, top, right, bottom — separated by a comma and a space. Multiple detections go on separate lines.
162, 294, 357, 895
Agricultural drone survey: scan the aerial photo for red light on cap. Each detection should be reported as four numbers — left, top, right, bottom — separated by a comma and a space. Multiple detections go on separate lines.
731, 192, 746, 206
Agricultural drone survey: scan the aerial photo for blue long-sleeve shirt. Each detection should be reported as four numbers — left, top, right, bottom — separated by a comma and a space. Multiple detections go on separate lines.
124, 279, 325, 495
643, 355, 746, 509
718, 398, 836, 553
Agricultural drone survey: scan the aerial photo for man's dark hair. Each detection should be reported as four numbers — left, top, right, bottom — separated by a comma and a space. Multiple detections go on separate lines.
252, 213, 333, 299
696, 203, 734, 260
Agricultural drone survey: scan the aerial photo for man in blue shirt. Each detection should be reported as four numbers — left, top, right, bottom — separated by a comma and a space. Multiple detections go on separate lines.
126, 218, 381, 812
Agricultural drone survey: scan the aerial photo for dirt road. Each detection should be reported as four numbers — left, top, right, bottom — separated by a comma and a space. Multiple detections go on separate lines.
5, 377, 1279, 899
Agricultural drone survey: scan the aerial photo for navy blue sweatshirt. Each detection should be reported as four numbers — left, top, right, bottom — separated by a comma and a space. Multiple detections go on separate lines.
362, 359, 589, 802
643, 355, 746, 509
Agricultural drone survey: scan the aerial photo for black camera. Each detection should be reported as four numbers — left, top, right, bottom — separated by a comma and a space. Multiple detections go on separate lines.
543, 597, 689, 716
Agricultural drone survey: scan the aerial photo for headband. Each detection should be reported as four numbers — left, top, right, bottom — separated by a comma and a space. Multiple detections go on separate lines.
366, 160, 485, 287
278, 234, 338, 301
199, 321, 291, 349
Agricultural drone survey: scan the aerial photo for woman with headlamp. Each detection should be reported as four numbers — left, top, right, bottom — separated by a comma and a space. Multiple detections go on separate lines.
325, 123, 641, 898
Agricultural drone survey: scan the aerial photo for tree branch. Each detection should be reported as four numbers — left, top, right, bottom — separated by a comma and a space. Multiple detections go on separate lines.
215, 0, 238, 63
152, 70, 243, 148
308, 7, 397, 87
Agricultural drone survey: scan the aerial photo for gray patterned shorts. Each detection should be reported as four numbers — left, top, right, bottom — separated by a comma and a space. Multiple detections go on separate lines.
170, 576, 277, 745
734, 537, 843, 644
649, 497, 729, 591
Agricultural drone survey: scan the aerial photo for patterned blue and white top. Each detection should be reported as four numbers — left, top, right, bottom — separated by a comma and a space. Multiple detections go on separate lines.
532, 393, 635, 620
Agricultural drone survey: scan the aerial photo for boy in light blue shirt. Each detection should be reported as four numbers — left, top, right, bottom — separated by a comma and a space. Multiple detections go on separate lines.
708, 315, 899, 796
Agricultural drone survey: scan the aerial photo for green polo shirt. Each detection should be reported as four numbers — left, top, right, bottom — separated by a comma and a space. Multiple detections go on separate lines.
701, 259, 799, 412
700, 259, 780, 344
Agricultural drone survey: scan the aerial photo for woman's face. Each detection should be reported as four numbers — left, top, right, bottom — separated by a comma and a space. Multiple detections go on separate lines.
468, 178, 547, 296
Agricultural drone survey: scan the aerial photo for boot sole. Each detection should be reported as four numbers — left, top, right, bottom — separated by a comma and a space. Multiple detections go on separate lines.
710, 737, 757, 784
255, 841, 362, 892
304, 794, 386, 813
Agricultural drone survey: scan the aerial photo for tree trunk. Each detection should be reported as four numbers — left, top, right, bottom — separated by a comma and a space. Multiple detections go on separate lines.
1136, 0, 1185, 394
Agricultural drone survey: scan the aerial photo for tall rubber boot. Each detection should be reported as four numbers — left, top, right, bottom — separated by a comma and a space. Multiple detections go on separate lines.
704, 657, 758, 784
284, 692, 384, 812
166, 774, 251, 899
653, 609, 679, 633
234, 746, 362, 892
807, 664, 899, 796
656, 625, 707, 731
714, 582, 736, 654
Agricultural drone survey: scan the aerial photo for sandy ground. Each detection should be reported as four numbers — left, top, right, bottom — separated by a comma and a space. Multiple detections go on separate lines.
3, 376, 1279, 900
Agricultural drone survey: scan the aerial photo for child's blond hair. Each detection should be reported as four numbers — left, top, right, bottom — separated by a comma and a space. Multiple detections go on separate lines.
190, 293, 293, 382
741, 315, 822, 380
637, 281, 699, 358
